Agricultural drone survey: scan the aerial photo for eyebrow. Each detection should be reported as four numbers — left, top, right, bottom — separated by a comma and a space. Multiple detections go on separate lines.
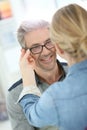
30, 38, 50, 48
44, 38, 50, 43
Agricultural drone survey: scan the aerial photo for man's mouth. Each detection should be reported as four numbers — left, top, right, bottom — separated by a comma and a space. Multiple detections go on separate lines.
40, 55, 53, 63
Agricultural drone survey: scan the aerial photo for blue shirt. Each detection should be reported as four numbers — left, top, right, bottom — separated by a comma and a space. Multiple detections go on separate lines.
19, 60, 87, 130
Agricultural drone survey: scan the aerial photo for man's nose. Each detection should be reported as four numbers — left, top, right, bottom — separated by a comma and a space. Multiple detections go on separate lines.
41, 46, 50, 54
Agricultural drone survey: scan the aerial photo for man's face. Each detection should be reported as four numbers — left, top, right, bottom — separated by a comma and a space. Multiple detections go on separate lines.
24, 28, 56, 72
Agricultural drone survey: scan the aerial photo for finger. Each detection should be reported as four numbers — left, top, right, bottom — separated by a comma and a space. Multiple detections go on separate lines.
21, 48, 26, 56
20, 49, 26, 60
26, 50, 34, 62
24, 49, 31, 59
20, 49, 31, 63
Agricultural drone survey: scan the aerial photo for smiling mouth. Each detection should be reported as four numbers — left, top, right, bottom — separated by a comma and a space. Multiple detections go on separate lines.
40, 55, 53, 63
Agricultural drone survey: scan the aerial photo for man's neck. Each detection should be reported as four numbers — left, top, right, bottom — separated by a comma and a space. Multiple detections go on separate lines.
36, 63, 61, 85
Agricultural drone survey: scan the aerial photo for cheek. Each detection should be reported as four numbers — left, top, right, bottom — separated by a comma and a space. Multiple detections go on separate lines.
51, 47, 56, 54
54, 47, 56, 52
30, 53, 39, 62
54, 44, 59, 53
54, 44, 58, 50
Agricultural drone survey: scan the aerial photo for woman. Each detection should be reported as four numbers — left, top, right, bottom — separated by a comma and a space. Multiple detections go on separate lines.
18, 4, 87, 130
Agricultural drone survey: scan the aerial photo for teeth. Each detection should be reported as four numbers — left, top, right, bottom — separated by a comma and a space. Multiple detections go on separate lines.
42, 56, 52, 62
43, 56, 50, 60
44, 58, 50, 61
41, 54, 53, 63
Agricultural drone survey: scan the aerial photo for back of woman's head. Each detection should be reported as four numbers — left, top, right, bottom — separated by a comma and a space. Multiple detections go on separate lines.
50, 4, 87, 60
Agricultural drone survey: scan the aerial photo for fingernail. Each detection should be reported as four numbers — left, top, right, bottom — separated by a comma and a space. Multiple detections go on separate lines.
27, 49, 30, 53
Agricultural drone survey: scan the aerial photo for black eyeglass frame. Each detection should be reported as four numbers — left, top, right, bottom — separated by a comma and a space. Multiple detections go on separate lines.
24, 38, 55, 54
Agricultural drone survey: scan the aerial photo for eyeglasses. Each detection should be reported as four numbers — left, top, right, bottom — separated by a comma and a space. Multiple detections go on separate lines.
25, 38, 55, 54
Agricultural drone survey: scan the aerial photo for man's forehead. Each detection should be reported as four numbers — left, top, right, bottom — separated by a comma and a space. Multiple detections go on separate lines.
25, 28, 50, 47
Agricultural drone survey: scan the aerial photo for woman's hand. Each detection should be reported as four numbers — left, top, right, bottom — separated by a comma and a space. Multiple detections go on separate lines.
19, 49, 36, 87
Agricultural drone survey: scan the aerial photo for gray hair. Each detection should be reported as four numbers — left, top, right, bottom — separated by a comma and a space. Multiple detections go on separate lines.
17, 19, 50, 48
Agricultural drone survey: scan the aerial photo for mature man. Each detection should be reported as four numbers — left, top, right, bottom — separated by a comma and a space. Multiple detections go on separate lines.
6, 20, 67, 130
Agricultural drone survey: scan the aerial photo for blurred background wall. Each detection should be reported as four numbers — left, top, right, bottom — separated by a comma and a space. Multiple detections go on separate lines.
0, 0, 87, 97
0, 0, 87, 129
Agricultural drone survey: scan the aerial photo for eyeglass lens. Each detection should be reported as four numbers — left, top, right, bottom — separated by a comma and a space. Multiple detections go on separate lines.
30, 39, 54, 54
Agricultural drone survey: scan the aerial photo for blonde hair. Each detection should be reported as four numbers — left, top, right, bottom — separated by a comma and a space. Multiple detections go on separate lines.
50, 4, 87, 60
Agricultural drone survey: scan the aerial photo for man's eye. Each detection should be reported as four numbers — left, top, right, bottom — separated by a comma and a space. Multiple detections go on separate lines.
47, 40, 51, 44
32, 45, 41, 49
45, 38, 51, 43
31, 46, 42, 52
